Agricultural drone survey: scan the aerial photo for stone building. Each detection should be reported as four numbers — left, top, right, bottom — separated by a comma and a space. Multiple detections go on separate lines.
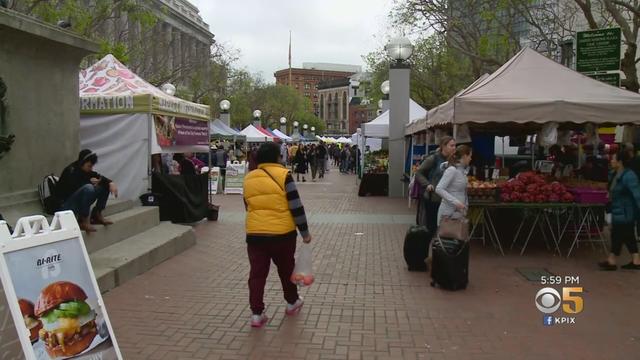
274, 63, 359, 115
317, 79, 350, 135
105, 0, 215, 84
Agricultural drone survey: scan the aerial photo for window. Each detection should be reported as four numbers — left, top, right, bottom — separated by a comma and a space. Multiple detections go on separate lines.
342, 92, 347, 119
304, 83, 310, 90
560, 40, 574, 69
304, 92, 310, 97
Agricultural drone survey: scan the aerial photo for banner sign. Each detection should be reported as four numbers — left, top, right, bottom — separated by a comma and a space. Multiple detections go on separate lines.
224, 161, 246, 195
576, 28, 621, 73
0, 212, 122, 360
209, 167, 220, 195
154, 116, 209, 147
588, 73, 620, 87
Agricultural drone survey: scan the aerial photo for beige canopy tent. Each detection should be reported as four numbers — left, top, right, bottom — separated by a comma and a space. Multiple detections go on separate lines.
426, 47, 640, 131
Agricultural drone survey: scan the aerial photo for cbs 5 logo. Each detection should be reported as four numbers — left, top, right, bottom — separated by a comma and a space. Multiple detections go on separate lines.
535, 287, 583, 314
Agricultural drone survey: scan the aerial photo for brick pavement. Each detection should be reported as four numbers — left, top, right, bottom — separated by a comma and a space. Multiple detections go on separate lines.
103, 167, 640, 359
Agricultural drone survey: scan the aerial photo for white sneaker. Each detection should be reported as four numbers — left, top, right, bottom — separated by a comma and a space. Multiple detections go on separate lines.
250, 313, 268, 328
285, 297, 304, 316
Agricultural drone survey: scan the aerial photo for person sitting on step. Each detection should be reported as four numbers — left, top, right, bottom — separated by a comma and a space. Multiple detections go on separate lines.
55, 149, 118, 233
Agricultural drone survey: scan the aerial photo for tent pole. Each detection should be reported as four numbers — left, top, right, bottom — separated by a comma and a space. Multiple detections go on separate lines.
147, 114, 153, 192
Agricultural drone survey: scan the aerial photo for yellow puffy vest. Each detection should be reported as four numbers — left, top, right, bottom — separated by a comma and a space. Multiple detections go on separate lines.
243, 163, 296, 235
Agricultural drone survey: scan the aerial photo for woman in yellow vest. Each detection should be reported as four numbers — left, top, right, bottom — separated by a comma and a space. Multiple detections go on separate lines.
243, 142, 312, 328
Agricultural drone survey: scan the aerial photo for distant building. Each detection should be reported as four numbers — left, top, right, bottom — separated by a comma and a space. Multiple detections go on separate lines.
274, 63, 358, 115
317, 72, 375, 136
317, 78, 350, 135
349, 99, 377, 135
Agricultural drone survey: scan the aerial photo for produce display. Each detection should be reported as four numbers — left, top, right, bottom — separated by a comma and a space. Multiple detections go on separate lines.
467, 177, 499, 202
499, 171, 574, 203
364, 150, 388, 174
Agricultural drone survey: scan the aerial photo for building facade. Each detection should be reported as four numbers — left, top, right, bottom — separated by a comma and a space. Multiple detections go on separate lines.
274, 63, 358, 115
349, 100, 377, 135
317, 79, 350, 135
119, 0, 215, 83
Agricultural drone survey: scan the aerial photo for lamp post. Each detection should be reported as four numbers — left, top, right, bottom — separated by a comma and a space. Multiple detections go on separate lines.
220, 99, 231, 126
161, 83, 176, 96
302, 124, 309, 139
279, 116, 287, 135
385, 36, 413, 197
292, 120, 300, 142
252, 109, 262, 128
311, 126, 316, 137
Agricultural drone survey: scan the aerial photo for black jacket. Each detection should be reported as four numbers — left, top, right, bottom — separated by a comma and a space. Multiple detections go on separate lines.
56, 154, 111, 202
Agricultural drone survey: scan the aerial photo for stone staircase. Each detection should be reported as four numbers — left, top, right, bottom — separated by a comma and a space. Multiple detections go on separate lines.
0, 191, 196, 293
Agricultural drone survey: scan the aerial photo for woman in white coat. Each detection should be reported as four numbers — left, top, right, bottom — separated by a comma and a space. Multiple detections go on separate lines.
435, 145, 473, 225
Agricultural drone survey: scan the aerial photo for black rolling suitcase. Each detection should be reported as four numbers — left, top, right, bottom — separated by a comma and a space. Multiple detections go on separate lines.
430, 237, 469, 290
403, 225, 429, 271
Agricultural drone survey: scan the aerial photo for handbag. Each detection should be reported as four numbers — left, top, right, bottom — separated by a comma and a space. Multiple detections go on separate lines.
438, 215, 469, 242
438, 186, 470, 242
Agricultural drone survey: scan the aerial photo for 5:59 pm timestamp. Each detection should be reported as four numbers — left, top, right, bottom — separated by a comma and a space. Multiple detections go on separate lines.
540, 275, 580, 285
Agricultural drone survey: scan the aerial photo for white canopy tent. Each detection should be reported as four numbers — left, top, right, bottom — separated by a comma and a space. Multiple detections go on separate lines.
241, 124, 273, 142
272, 129, 292, 142
427, 47, 640, 129
364, 99, 427, 138
79, 54, 210, 200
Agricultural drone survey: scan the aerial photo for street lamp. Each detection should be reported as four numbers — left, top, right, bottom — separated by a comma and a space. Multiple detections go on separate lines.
385, 36, 413, 197
252, 109, 261, 127
385, 36, 414, 67
292, 121, 300, 142
311, 126, 316, 137
279, 116, 287, 135
161, 83, 176, 96
219, 99, 231, 126
380, 80, 390, 95
220, 99, 231, 113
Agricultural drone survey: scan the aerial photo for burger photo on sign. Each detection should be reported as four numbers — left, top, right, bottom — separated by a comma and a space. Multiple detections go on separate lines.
33, 281, 100, 358
19, 299, 43, 344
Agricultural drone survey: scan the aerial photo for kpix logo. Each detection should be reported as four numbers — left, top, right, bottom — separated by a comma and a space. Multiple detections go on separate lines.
535, 287, 583, 325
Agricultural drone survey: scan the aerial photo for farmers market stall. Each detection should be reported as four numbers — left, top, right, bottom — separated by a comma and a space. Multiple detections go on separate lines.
358, 150, 389, 196
80, 54, 211, 201
421, 47, 640, 256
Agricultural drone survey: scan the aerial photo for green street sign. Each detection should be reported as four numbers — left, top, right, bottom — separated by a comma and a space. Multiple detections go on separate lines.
588, 73, 620, 87
576, 28, 621, 73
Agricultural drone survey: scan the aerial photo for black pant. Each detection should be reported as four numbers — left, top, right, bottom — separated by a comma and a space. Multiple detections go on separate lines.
417, 199, 440, 249
611, 223, 639, 256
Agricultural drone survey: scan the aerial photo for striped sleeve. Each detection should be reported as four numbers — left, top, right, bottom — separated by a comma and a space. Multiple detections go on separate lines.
284, 173, 309, 238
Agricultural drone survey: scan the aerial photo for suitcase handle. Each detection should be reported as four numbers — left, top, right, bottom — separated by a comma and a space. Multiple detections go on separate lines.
435, 234, 467, 257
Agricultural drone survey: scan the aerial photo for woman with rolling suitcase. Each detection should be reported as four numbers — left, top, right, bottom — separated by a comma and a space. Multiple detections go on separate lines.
432, 145, 472, 290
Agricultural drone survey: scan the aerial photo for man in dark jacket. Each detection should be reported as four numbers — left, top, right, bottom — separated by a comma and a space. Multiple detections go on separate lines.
56, 149, 118, 232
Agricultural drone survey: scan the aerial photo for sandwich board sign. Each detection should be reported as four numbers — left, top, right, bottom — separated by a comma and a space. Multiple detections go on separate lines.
224, 161, 246, 195
0, 212, 122, 360
209, 167, 220, 195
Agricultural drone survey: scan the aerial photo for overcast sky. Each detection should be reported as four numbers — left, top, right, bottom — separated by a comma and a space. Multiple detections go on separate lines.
190, 0, 393, 82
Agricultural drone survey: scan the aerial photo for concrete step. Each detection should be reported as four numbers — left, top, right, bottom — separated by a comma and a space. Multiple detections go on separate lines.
91, 222, 196, 293
0, 194, 134, 231
102, 199, 135, 216
83, 206, 160, 253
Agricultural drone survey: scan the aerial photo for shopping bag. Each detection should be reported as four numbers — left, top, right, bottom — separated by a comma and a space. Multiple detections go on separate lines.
290, 243, 315, 286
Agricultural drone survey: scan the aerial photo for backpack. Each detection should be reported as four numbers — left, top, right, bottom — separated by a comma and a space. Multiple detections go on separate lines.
38, 174, 60, 215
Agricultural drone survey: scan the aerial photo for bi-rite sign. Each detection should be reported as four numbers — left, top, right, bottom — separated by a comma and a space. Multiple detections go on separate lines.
0, 212, 122, 360
535, 275, 583, 326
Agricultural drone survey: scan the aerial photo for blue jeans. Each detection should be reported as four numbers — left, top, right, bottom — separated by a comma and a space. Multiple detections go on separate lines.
62, 184, 109, 218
